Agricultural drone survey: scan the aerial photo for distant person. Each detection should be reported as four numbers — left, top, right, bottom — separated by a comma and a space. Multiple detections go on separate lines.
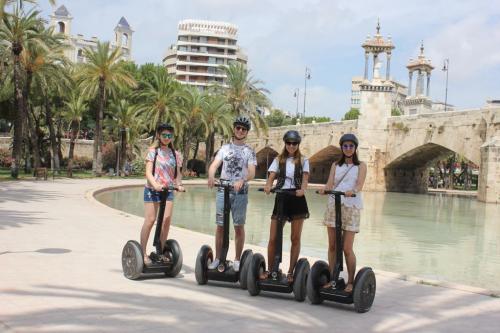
140, 123, 184, 265
207, 116, 256, 272
319, 133, 366, 293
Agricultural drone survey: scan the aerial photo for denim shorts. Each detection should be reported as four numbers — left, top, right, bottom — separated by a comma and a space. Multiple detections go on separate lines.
144, 187, 174, 203
215, 189, 248, 226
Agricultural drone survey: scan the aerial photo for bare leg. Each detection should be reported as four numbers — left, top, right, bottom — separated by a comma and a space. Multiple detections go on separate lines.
266, 219, 278, 274
159, 201, 174, 251
289, 219, 304, 276
141, 202, 158, 260
214, 225, 223, 260
234, 225, 245, 260
343, 231, 356, 291
326, 226, 337, 274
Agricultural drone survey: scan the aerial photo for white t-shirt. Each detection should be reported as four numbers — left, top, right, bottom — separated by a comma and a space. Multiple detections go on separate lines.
215, 142, 257, 182
268, 157, 310, 189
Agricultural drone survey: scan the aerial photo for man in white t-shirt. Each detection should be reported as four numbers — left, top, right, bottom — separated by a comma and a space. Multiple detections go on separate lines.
207, 116, 256, 271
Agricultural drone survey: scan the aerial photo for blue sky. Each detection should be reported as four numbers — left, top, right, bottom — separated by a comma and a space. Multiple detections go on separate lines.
37, 0, 500, 120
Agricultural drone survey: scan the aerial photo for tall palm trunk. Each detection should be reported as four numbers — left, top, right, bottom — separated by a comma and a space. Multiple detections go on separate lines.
93, 78, 105, 176
25, 70, 41, 170
56, 115, 64, 164
120, 129, 127, 176
11, 46, 26, 178
67, 120, 79, 177
205, 132, 215, 174
45, 95, 60, 173
182, 135, 193, 173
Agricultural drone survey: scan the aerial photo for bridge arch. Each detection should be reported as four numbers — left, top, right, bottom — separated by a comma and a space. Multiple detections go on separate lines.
308, 145, 342, 183
384, 142, 477, 193
255, 146, 279, 179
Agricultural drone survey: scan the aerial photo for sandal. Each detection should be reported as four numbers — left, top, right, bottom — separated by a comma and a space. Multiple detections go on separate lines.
344, 283, 353, 293
259, 271, 270, 280
287, 272, 294, 284
323, 281, 334, 289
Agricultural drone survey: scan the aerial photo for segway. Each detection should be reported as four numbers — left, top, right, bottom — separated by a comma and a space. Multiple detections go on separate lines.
307, 190, 376, 313
194, 179, 253, 289
121, 187, 183, 280
247, 188, 310, 301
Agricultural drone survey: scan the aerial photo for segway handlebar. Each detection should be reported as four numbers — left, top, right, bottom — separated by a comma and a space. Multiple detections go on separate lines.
161, 186, 186, 192
315, 190, 356, 197
214, 179, 234, 190
258, 188, 297, 195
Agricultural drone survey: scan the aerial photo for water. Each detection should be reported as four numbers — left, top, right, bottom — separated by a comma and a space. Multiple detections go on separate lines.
96, 186, 500, 291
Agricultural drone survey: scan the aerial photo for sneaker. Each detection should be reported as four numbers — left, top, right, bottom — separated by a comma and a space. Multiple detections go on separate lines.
208, 258, 220, 270
233, 260, 240, 272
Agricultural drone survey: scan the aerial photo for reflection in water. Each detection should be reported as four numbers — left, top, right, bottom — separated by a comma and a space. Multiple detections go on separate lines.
96, 187, 500, 291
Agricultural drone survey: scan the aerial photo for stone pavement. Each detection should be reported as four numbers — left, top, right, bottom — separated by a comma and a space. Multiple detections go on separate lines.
0, 179, 499, 333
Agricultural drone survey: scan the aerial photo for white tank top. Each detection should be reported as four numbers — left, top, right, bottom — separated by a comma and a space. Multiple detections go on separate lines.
331, 163, 363, 209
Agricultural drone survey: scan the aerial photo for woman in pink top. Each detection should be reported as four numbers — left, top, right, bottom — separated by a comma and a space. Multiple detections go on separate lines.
141, 123, 184, 265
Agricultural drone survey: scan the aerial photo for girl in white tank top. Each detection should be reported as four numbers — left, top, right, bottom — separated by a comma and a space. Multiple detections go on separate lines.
320, 134, 367, 293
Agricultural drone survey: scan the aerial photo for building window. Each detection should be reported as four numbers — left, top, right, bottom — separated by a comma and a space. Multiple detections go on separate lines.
58, 22, 65, 33
199, 36, 207, 43
178, 46, 187, 52
122, 33, 128, 46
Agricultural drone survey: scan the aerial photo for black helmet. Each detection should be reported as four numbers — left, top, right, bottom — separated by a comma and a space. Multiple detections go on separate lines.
233, 115, 251, 131
283, 130, 301, 143
339, 133, 359, 147
156, 123, 174, 133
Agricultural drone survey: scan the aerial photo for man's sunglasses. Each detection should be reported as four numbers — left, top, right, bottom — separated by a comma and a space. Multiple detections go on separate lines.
342, 144, 355, 149
235, 126, 248, 132
286, 142, 299, 146
161, 133, 174, 139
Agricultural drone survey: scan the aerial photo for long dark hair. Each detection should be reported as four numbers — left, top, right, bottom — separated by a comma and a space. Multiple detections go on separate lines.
338, 150, 360, 166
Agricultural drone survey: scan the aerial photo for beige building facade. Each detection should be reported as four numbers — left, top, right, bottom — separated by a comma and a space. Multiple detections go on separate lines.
163, 19, 248, 90
49, 5, 133, 63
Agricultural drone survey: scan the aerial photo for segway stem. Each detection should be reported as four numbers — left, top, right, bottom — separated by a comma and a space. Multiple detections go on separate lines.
215, 179, 234, 265
152, 188, 169, 254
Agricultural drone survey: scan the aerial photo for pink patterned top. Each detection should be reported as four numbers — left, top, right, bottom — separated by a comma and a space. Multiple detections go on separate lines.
145, 147, 182, 189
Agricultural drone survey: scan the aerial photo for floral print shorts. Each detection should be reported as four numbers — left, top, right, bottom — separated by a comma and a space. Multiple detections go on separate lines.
323, 203, 361, 233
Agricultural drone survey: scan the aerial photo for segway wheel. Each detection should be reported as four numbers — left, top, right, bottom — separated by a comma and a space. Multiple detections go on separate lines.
247, 253, 265, 296
239, 249, 253, 290
306, 260, 330, 304
122, 240, 144, 280
293, 258, 310, 302
164, 239, 183, 277
195, 245, 213, 285
353, 267, 376, 313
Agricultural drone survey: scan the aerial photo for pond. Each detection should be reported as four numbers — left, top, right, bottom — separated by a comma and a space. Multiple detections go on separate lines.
96, 186, 500, 291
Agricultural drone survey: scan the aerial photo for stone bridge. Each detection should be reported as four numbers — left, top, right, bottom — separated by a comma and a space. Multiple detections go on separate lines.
244, 107, 500, 203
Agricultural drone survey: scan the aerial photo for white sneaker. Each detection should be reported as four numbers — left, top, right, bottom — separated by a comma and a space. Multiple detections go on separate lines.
208, 258, 220, 270
233, 260, 240, 272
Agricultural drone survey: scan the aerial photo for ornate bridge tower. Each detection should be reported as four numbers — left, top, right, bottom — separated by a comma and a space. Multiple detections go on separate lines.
404, 42, 434, 115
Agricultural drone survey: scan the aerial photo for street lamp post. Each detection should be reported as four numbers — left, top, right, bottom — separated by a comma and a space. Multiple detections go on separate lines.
293, 88, 300, 118
442, 59, 449, 112
303, 67, 311, 118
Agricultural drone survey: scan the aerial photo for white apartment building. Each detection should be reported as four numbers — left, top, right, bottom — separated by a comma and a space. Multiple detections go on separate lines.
49, 5, 133, 63
163, 19, 248, 89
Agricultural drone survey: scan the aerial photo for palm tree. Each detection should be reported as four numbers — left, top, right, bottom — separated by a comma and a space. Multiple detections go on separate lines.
176, 86, 208, 172
0, 5, 44, 178
137, 66, 180, 132
202, 93, 233, 173
1, 1, 56, 19
220, 61, 271, 135
76, 41, 136, 175
62, 91, 86, 177
22, 25, 68, 172
106, 98, 143, 176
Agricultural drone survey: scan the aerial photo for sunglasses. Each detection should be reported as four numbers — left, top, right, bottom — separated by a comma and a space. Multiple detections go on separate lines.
286, 142, 299, 146
342, 144, 355, 149
235, 126, 248, 132
161, 133, 173, 139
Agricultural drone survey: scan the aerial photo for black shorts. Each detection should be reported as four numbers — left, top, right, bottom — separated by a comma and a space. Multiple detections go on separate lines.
271, 189, 309, 222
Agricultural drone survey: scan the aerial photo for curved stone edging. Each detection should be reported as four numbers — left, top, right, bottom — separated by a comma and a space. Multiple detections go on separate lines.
87, 181, 499, 299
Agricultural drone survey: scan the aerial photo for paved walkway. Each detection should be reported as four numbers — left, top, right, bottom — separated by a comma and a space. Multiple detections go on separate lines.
0, 179, 499, 333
